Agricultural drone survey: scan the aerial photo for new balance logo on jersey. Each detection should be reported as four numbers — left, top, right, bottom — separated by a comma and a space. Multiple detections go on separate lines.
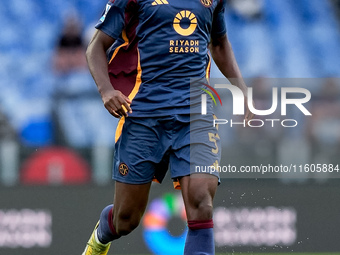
152, 0, 169, 5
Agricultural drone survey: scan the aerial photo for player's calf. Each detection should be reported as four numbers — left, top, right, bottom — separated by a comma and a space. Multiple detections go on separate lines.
184, 195, 215, 254
97, 205, 120, 243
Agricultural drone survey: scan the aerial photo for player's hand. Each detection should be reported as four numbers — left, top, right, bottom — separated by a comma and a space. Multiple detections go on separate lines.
244, 96, 254, 124
101, 88, 132, 118
238, 84, 254, 125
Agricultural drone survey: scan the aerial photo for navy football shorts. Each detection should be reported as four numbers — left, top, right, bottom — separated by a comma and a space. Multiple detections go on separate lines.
113, 114, 221, 189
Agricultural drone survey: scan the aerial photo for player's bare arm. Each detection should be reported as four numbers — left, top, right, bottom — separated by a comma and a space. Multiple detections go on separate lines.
210, 34, 254, 122
86, 30, 132, 118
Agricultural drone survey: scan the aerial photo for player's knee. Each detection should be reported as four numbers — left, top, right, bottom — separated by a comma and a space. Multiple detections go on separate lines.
114, 211, 141, 236
188, 193, 214, 220
196, 202, 213, 219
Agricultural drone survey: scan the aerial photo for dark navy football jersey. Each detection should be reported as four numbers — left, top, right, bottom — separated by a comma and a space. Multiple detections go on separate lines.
96, 0, 226, 116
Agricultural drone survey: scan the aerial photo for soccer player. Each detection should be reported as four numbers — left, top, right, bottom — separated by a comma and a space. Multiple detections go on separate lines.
83, 0, 253, 254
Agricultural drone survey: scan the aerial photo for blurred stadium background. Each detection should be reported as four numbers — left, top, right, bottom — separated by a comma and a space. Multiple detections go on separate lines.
0, 0, 340, 254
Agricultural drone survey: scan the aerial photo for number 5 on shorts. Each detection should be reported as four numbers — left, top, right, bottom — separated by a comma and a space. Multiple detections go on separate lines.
208, 132, 220, 154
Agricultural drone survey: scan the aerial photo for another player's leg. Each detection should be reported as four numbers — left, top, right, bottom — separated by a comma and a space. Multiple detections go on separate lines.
82, 181, 151, 255
180, 174, 218, 255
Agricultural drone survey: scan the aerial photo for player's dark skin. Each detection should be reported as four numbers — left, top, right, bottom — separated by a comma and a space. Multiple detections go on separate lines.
86, 29, 253, 236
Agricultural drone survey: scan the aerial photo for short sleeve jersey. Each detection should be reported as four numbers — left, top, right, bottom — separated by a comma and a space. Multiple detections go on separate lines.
96, 0, 226, 116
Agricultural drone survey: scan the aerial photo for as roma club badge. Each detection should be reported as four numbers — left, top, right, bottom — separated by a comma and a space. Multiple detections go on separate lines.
200, 0, 212, 8
119, 163, 129, 176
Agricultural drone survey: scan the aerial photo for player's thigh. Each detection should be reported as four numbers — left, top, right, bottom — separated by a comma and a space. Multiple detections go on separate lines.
113, 181, 151, 227
180, 174, 218, 221
114, 117, 169, 184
